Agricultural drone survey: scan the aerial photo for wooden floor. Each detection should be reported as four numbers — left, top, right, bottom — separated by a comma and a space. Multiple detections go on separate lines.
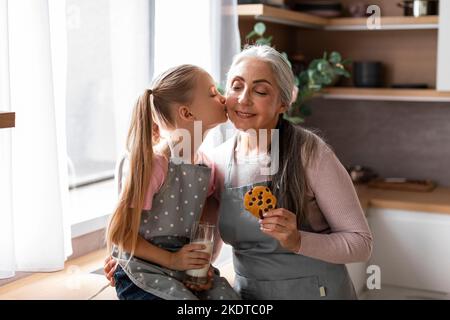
0, 249, 117, 300
0, 249, 236, 300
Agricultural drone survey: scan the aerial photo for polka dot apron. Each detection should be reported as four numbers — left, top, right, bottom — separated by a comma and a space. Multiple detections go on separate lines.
113, 157, 240, 300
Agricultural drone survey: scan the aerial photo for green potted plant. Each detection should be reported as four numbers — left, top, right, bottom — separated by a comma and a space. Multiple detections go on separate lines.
246, 22, 351, 124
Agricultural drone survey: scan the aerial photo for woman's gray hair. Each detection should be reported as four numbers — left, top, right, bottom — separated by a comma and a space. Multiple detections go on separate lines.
226, 45, 295, 108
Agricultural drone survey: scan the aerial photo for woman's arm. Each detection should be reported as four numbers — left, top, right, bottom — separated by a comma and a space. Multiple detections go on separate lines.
297, 145, 373, 264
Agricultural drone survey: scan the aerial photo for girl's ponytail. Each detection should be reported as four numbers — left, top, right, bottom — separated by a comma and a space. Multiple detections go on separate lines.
106, 89, 155, 257
106, 64, 202, 258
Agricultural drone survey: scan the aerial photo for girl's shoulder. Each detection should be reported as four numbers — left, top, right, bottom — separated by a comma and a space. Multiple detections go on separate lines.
195, 150, 218, 198
153, 152, 169, 169
195, 150, 214, 167
142, 153, 169, 210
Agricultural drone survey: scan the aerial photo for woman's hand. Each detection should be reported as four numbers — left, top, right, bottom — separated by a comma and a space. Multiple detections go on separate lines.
169, 243, 211, 271
259, 208, 302, 253
184, 266, 214, 292
104, 256, 118, 286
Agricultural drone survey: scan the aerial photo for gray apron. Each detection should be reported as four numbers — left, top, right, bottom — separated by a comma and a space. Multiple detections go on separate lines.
218, 135, 357, 300
113, 155, 240, 300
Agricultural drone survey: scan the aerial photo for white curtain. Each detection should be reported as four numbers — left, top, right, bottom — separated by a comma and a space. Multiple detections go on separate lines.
0, 0, 71, 278
0, 0, 155, 279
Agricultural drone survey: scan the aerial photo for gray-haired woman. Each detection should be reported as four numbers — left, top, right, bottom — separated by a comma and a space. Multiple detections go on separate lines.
206, 45, 372, 299
105, 45, 373, 300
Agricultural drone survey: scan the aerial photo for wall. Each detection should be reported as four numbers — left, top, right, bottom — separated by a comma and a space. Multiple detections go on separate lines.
303, 98, 450, 187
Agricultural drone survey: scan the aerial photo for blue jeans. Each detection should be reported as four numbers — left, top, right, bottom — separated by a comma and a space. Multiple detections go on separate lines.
114, 265, 163, 300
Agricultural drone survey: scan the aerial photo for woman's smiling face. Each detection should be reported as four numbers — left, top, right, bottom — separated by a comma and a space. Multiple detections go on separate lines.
226, 57, 286, 132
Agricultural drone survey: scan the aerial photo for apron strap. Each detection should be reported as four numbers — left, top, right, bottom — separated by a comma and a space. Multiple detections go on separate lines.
225, 133, 275, 189
224, 133, 238, 189
167, 139, 190, 165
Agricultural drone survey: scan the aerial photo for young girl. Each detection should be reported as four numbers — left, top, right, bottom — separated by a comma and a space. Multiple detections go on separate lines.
106, 64, 239, 300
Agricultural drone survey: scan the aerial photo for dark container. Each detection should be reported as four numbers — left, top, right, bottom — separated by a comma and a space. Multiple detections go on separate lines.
353, 61, 384, 88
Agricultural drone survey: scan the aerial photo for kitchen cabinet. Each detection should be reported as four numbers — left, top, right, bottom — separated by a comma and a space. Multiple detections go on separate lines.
367, 208, 450, 293
347, 184, 450, 296
238, 0, 450, 101
345, 207, 369, 298
346, 261, 368, 297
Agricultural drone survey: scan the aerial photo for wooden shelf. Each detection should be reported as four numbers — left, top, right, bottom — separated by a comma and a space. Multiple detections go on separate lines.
320, 88, 450, 102
238, 4, 327, 28
0, 111, 15, 129
238, 4, 439, 30
326, 15, 439, 31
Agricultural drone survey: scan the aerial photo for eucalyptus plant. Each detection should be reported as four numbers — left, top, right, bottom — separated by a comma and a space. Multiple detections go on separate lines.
246, 22, 351, 124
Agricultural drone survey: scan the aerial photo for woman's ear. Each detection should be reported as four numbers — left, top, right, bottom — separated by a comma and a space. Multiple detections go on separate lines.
178, 105, 195, 122
278, 104, 287, 114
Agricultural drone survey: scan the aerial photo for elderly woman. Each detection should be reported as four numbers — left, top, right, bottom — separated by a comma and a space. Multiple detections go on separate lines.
206, 45, 372, 300
105, 45, 372, 300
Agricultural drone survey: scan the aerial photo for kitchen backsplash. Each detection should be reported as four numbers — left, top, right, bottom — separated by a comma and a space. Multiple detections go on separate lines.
304, 99, 450, 187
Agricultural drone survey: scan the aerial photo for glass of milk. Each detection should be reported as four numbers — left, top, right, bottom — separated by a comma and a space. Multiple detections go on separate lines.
185, 223, 215, 285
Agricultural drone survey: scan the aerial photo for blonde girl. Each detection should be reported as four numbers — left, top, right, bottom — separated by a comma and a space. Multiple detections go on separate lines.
106, 65, 239, 300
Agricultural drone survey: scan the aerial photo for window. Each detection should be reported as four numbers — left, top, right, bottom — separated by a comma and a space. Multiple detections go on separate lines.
154, 0, 212, 76
66, 0, 219, 231
66, 0, 117, 190
66, 0, 152, 228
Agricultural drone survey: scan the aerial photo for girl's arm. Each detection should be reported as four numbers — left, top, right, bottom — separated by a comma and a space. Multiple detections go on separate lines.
121, 235, 209, 271
126, 235, 172, 268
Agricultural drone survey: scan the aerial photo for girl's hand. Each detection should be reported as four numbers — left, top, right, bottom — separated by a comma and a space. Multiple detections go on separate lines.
184, 266, 214, 292
169, 243, 211, 271
259, 208, 302, 253
104, 256, 118, 287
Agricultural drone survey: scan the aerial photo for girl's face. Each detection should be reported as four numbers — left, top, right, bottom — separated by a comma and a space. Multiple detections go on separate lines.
188, 71, 228, 131
226, 57, 286, 132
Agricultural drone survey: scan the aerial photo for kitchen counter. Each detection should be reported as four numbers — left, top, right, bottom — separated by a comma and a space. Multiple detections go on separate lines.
355, 184, 450, 215
0, 111, 15, 129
